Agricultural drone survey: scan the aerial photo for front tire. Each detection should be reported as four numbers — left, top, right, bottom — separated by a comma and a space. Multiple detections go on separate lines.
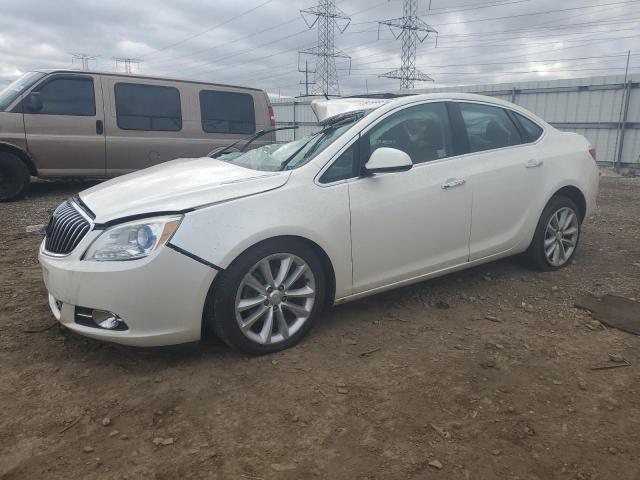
205, 238, 326, 355
524, 195, 581, 271
0, 152, 30, 202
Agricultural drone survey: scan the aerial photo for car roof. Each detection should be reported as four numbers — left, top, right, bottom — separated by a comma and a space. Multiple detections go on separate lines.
311, 92, 529, 124
31, 69, 264, 92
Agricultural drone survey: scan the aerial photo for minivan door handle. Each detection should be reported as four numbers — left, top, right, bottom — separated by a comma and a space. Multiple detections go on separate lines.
96, 120, 104, 135
525, 158, 543, 168
441, 178, 466, 190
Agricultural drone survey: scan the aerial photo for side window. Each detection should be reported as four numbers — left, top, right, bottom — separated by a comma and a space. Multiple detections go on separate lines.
514, 112, 543, 142
115, 83, 182, 132
365, 102, 452, 165
319, 139, 359, 184
200, 90, 255, 134
30, 76, 95, 116
458, 103, 521, 152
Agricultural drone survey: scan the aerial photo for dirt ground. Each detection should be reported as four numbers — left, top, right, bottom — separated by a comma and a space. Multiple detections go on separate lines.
1, 176, 640, 480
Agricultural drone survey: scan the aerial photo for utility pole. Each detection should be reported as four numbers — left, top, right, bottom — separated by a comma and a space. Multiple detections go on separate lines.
71, 53, 97, 71
298, 0, 351, 96
613, 50, 632, 172
299, 60, 316, 97
378, 0, 438, 89
114, 58, 141, 74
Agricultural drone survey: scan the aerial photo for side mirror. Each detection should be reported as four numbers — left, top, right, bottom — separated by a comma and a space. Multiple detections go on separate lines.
25, 92, 43, 113
363, 147, 413, 175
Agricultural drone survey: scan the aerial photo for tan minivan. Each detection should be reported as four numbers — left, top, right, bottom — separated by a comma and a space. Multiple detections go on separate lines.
0, 70, 276, 201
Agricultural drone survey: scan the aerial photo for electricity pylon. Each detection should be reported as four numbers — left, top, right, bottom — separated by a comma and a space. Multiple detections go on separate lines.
379, 0, 438, 89
298, 0, 351, 96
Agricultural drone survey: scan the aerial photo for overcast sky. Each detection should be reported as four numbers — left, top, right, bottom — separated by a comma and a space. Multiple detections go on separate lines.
0, 0, 638, 96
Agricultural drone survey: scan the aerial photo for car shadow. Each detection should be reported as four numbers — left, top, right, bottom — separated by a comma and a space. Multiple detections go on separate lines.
55, 255, 541, 370
26, 179, 102, 200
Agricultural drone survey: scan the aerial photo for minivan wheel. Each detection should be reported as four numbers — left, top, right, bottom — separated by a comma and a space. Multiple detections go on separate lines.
206, 239, 326, 355
524, 195, 581, 271
0, 153, 30, 201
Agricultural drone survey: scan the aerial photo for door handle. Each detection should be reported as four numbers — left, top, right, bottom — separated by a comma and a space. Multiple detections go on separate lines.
441, 178, 466, 190
525, 159, 543, 168
96, 120, 104, 135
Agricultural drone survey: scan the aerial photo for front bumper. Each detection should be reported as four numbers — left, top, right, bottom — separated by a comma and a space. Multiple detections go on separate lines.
38, 236, 217, 347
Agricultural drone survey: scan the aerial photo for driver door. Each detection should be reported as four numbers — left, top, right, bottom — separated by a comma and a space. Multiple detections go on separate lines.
348, 102, 472, 293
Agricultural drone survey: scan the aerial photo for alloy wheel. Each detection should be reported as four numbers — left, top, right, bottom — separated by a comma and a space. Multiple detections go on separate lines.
234, 253, 316, 345
544, 206, 579, 267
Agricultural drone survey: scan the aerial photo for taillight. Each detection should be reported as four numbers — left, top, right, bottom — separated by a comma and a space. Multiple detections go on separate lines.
268, 105, 275, 128
589, 148, 596, 161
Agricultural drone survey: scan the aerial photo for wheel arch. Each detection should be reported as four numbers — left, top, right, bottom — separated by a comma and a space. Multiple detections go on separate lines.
552, 185, 587, 221
522, 184, 587, 253
0, 142, 37, 176
202, 234, 337, 326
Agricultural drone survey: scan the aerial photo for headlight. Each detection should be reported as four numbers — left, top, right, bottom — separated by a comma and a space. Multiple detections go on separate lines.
84, 215, 183, 261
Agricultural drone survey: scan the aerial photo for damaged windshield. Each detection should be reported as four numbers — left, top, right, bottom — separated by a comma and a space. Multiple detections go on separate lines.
217, 121, 356, 172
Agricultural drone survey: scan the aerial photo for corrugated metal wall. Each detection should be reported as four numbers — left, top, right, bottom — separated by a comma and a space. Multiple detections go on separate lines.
270, 74, 640, 167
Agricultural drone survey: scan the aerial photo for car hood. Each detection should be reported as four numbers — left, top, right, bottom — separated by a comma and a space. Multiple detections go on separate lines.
80, 157, 290, 223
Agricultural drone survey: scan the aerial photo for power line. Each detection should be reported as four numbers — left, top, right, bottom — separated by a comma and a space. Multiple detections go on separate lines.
142, 0, 274, 58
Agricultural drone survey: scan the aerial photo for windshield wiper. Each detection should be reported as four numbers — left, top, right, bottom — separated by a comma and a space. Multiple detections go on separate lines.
278, 116, 361, 171
208, 126, 298, 158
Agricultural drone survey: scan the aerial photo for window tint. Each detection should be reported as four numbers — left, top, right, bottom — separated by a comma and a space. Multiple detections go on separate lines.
458, 103, 521, 152
320, 140, 359, 183
200, 90, 255, 134
366, 102, 452, 165
115, 83, 182, 131
32, 76, 95, 116
514, 112, 543, 142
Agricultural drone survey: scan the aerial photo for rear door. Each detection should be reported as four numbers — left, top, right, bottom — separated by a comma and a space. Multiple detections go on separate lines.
23, 73, 105, 176
104, 78, 197, 176
450, 101, 544, 261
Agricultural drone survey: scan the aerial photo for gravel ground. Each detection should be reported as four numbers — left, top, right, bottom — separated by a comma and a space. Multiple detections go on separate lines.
1, 176, 640, 480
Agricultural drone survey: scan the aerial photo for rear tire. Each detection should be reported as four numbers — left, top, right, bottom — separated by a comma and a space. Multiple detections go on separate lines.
0, 152, 30, 201
205, 238, 326, 355
524, 195, 581, 271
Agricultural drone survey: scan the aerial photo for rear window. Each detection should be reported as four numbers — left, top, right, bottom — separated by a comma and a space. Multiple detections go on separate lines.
199, 90, 255, 134
515, 112, 543, 142
115, 83, 182, 131
458, 102, 522, 153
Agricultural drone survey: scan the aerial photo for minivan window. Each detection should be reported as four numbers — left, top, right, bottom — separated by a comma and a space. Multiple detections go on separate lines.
0, 71, 45, 111
514, 112, 543, 142
29, 76, 96, 116
115, 83, 182, 132
365, 102, 452, 164
458, 103, 521, 152
200, 90, 255, 134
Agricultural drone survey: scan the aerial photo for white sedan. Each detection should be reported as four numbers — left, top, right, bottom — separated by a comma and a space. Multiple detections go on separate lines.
39, 93, 599, 355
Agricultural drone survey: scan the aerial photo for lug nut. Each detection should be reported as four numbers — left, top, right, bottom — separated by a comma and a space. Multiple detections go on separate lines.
264, 299, 270, 306
278, 285, 284, 291
282, 296, 288, 302
267, 286, 273, 293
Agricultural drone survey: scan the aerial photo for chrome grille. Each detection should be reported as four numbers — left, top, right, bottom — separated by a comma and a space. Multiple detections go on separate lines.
44, 201, 91, 255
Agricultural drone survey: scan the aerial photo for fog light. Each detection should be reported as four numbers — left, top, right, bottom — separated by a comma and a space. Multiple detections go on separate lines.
92, 310, 124, 330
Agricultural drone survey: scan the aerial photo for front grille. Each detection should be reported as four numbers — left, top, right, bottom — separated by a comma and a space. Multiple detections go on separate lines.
44, 201, 91, 255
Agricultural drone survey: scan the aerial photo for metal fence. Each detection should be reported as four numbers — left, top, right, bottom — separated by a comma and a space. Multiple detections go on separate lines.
270, 74, 640, 169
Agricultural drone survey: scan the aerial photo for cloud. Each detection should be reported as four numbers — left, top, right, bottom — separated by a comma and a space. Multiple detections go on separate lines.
0, 0, 637, 95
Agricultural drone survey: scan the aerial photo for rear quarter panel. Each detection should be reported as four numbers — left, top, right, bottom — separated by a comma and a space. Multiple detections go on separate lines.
514, 129, 599, 252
